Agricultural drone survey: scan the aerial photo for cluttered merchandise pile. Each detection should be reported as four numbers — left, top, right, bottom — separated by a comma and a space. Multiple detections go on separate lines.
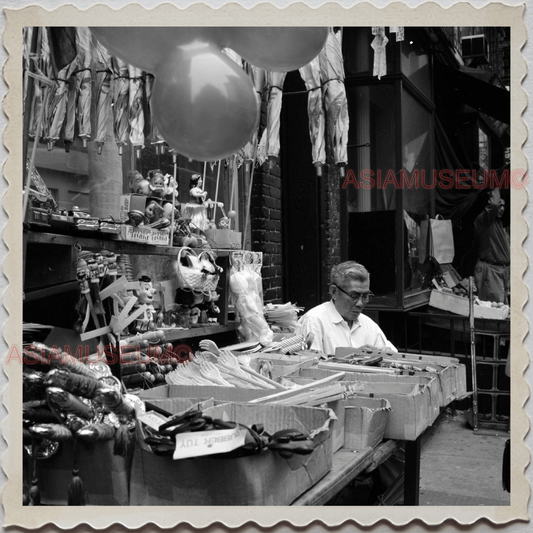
22, 288, 468, 505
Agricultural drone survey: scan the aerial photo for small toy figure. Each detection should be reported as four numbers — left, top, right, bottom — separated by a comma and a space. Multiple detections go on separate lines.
182, 174, 209, 233
132, 275, 158, 333
144, 199, 164, 224
207, 302, 220, 323
128, 170, 150, 195
147, 169, 166, 198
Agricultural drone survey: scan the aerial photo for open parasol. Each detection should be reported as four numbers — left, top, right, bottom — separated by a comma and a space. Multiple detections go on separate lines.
299, 55, 326, 175
318, 28, 349, 173
266, 71, 287, 160
111, 56, 130, 155
128, 65, 145, 159
75, 27, 93, 147
93, 37, 113, 154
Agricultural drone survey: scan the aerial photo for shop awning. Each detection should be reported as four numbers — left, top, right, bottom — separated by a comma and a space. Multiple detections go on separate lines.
436, 63, 510, 124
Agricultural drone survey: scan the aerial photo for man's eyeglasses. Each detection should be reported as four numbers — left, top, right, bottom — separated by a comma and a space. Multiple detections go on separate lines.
334, 284, 374, 304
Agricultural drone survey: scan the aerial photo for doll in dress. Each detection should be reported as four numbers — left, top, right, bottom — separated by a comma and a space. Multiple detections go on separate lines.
182, 174, 209, 234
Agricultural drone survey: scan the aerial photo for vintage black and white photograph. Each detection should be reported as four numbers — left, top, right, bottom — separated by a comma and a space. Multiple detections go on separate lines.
0, 1, 529, 530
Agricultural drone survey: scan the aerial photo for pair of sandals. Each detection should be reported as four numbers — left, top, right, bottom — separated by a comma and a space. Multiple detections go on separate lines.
143, 406, 316, 459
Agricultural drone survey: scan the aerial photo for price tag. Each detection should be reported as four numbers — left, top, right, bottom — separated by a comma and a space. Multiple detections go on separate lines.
138, 411, 168, 431
173, 427, 246, 460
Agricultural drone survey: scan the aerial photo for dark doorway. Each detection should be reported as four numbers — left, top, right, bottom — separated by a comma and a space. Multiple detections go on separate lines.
280, 71, 322, 312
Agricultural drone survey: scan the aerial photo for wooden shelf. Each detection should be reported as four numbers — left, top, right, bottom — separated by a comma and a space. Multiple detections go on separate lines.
160, 322, 236, 341
24, 230, 238, 257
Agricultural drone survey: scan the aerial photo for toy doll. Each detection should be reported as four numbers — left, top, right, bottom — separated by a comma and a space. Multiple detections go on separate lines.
147, 169, 166, 198
128, 170, 150, 195
182, 174, 209, 233
132, 275, 157, 333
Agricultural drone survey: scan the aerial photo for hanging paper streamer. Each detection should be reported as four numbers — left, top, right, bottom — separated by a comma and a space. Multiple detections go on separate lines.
371, 27, 389, 80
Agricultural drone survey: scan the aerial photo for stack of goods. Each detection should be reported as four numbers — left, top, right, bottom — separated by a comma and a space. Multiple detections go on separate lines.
119, 331, 180, 390
22, 343, 140, 505
263, 302, 304, 333
165, 341, 285, 391
429, 264, 510, 319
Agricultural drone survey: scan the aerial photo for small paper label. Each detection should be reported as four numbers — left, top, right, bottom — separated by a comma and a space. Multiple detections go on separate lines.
173, 427, 246, 460
138, 411, 168, 431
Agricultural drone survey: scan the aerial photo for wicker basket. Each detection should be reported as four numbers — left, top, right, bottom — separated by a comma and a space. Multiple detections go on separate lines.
175, 246, 220, 292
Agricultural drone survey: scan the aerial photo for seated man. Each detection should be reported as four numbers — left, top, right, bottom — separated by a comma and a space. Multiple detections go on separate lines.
298, 261, 396, 355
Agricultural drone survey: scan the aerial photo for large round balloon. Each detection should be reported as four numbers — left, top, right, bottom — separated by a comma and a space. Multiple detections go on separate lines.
90, 27, 223, 73
152, 40, 260, 161
220, 27, 329, 72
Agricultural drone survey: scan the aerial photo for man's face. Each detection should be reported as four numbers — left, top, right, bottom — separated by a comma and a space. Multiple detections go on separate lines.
332, 278, 371, 322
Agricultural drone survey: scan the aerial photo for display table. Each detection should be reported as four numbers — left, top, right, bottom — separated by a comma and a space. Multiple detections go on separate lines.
292, 437, 421, 506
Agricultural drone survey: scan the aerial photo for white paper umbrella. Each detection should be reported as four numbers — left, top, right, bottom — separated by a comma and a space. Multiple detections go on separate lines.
128, 65, 145, 157
75, 27, 93, 147
93, 38, 113, 154
318, 29, 349, 168
111, 56, 130, 155
299, 55, 326, 171
266, 71, 287, 159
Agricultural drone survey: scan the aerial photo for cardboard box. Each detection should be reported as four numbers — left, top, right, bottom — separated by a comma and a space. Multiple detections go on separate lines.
429, 290, 509, 320
130, 403, 334, 505
137, 384, 271, 403
119, 194, 147, 222
288, 367, 441, 428
350, 382, 431, 441
36, 439, 132, 506
248, 352, 320, 378
326, 399, 345, 453
344, 396, 391, 451
118, 224, 170, 246
204, 228, 242, 250
142, 397, 214, 416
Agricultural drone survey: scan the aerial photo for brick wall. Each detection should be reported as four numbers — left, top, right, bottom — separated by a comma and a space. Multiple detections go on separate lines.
319, 159, 343, 300
251, 159, 283, 304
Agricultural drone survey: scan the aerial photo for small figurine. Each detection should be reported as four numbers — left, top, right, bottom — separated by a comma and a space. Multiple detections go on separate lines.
128, 170, 150, 195
182, 174, 209, 233
144, 199, 165, 224
207, 302, 220, 323
147, 169, 166, 198
132, 275, 158, 333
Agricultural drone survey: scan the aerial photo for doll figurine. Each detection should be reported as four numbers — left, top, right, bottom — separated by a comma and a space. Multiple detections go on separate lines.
143, 199, 164, 224
132, 275, 157, 333
147, 169, 166, 198
128, 170, 150, 195
182, 174, 209, 233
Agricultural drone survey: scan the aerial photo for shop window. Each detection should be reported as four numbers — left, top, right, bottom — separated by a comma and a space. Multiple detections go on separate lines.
401, 88, 433, 295
345, 83, 396, 213
400, 28, 431, 99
